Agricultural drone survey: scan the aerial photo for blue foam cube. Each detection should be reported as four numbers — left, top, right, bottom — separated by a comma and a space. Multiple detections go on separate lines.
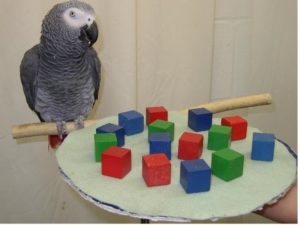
180, 159, 211, 193
96, 123, 125, 147
118, 110, 144, 135
188, 108, 213, 132
149, 133, 172, 159
251, 132, 275, 161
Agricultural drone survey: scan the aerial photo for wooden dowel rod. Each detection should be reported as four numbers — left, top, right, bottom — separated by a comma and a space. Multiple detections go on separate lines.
12, 93, 272, 139
12, 120, 98, 139
181, 93, 272, 114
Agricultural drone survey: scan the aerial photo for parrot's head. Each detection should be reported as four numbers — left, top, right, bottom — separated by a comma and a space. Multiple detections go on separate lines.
41, 0, 98, 52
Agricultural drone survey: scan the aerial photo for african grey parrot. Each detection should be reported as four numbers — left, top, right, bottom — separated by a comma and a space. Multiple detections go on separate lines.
20, 0, 100, 137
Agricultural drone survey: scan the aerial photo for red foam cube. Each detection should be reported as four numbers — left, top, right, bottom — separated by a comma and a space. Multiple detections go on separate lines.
101, 146, 132, 179
142, 153, 171, 187
178, 132, 203, 160
221, 116, 248, 141
146, 106, 168, 125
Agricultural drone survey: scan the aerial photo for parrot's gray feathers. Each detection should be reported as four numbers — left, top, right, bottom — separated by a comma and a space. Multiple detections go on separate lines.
20, 45, 40, 113
87, 48, 101, 100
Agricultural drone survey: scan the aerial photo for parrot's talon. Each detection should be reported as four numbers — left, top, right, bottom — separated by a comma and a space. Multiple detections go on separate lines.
56, 121, 67, 139
75, 116, 85, 129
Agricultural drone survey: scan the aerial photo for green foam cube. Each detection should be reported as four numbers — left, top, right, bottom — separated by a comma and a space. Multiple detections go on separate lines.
94, 133, 117, 162
148, 120, 175, 141
207, 125, 231, 150
211, 148, 244, 181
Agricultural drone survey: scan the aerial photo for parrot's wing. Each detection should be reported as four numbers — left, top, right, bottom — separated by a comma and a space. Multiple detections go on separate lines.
87, 48, 101, 100
20, 45, 40, 113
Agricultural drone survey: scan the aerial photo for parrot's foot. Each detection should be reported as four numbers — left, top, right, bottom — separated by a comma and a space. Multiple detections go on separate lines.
56, 121, 68, 139
74, 115, 85, 129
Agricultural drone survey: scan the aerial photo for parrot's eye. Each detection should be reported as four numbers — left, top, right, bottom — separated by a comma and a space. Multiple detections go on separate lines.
69, 11, 76, 17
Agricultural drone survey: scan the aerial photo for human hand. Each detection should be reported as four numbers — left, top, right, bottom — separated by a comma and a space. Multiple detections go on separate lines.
256, 184, 297, 223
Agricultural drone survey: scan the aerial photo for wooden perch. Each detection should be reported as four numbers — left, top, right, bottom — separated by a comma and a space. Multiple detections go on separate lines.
180, 93, 272, 114
12, 93, 272, 139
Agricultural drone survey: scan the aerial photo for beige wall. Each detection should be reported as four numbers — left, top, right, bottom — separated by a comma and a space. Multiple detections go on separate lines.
0, 0, 296, 223
211, 0, 297, 151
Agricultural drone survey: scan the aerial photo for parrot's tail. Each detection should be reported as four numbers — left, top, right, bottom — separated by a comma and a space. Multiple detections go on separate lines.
48, 135, 67, 150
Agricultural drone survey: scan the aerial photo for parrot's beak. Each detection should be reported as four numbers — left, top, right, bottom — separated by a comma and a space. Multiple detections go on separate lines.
80, 21, 98, 47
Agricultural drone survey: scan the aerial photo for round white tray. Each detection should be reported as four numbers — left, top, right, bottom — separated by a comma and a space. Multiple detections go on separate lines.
56, 112, 297, 222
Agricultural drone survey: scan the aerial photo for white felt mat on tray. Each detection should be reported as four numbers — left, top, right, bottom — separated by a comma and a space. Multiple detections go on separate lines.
56, 111, 297, 222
